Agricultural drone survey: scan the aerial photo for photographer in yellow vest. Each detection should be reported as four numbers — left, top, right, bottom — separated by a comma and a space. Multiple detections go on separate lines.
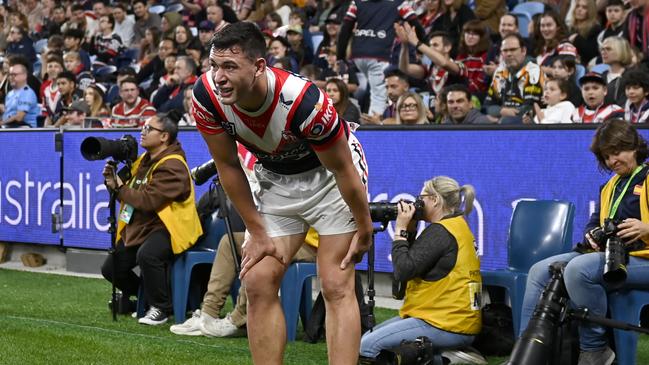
359, 176, 482, 362
101, 111, 202, 326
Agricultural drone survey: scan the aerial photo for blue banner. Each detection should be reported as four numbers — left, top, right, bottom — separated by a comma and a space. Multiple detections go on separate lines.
0, 128, 640, 271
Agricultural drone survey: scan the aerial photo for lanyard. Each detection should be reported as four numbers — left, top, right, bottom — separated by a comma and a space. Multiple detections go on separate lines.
609, 165, 644, 218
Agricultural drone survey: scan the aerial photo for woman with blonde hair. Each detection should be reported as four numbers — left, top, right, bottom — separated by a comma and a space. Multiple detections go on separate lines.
599, 36, 634, 105
395, 92, 429, 125
360, 176, 482, 362
567, 0, 602, 65
84, 84, 110, 127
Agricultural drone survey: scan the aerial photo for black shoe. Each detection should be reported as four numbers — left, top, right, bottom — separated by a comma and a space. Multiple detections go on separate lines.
138, 306, 168, 325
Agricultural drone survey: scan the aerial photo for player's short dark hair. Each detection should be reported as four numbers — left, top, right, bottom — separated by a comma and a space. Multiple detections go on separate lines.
209, 22, 266, 61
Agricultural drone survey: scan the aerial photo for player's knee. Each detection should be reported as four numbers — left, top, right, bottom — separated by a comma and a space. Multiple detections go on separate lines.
243, 266, 283, 300
321, 274, 353, 303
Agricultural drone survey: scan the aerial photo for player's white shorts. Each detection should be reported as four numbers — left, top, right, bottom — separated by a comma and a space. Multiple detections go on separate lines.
250, 133, 368, 237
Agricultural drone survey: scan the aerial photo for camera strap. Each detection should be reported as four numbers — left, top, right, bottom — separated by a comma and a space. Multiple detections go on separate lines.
608, 165, 644, 219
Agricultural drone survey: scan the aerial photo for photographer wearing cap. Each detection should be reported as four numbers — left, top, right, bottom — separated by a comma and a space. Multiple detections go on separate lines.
100, 111, 202, 326
359, 176, 482, 363
519, 119, 649, 364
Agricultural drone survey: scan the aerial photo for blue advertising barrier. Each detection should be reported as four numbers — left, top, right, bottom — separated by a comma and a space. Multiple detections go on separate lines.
0, 127, 638, 271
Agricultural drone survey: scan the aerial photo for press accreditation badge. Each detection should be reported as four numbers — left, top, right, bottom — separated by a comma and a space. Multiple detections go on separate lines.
468, 282, 482, 311
119, 204, 135, 224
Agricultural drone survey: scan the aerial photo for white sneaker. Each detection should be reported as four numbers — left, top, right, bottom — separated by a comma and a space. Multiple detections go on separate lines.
441, 348, 488, 365
200, 313, 246, 337
138, 306, 168, 326
170, 310, 202, 336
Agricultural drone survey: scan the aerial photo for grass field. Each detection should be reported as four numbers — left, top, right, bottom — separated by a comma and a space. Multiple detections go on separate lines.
1, 268, 648, 365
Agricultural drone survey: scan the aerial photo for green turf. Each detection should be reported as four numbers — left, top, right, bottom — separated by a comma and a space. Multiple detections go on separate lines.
1, 268, 648, 364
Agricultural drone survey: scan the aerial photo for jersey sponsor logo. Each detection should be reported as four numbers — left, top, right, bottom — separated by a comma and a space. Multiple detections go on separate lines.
279, 92, 293, 110
354, 29, 385, 38
377, 30, 387, 39
222, 121, 236, 135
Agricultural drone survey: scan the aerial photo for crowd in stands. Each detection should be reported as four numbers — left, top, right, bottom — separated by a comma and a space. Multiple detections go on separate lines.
2, 0, 649, 128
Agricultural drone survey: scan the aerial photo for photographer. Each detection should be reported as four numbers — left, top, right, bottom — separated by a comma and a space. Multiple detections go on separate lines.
519, 119, 649, 364
359, 176, 482, 362
100, 111, 202, 326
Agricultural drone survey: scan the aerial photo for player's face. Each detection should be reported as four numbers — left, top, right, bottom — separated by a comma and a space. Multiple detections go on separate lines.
209, 46, 260, 105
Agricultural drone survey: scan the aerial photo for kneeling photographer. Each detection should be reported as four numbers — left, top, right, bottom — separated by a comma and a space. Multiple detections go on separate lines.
518, 119, 649, 364
359, 176, 483, 363
100, 111, 202, 326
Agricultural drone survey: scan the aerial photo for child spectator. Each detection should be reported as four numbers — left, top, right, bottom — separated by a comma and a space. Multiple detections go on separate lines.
621, 68, 649, 123
548, 55, 582, 106
91, 14, 125, 65
530, 78, 575, 124
571, 72, 624, 123
597, 0, 626, 46
41, 56, 65, 122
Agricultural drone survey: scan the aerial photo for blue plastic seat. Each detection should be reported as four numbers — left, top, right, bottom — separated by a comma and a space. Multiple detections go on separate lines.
511, 12, 530, 38
310, 31, 323, 56
512, 1, 545, 18
281, 262, 318, 341
172, 211, 240, 323
590, 63, 610, 75
482, 200, 575, 338
575, 64, 586, 87
608, 290, 649, 365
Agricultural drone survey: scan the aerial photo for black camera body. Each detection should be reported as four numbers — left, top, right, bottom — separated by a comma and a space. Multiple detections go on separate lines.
80, 135, 138, 163
588, 218, 628, 288
359, 336, 440, 365
369, 199, 426, 223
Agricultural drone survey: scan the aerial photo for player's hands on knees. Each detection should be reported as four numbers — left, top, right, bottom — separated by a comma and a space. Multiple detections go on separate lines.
239, 233, 285, 279
340, 226, 373, 270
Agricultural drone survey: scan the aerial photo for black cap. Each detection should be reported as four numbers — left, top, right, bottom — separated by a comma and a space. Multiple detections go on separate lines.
324, 12, 341, 24
579, 72, 607, 86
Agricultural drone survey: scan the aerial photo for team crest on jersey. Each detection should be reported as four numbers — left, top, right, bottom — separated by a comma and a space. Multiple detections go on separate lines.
222, 121, 236, 135
281, 130, 298, 143
311, 122, 326, 136
279, 93, 293, 110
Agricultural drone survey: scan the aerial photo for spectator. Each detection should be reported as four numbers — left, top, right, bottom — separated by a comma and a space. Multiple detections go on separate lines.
314, 12, 342, 69
547, 55, 582, 106
567, 0, 602, 65
41, 4, 66, 38
621, 68, 649, 123
453, 20, 490, 99
198, 21, 216, 50
474, 0, 506, 35
46, 71, 82, 126
205, 4, 230, 33
285, 25, 313, 67
395, 27, 464, 102
105, 67, 137, 106
266, 36, 299, 73
264, 12, 283, 33
418, 0, 444, 34
6, 55, 42, 104
529, 78, 576, 124
6, 26, 36, 66
41, 56, 65, 121
325, 78, 360, 124
139, 27, 161, 67
107, 77, 156, 128
63, 51, 84, 76
84, 84, 110, 121
571, 72, 624, 123
624, 0, 649, 58
92, 1, 111, 18
63, 28, 92, 72
484, 33, 545, 124
596, 0, 626, 46
443, 84, 490, 124
600, 36, 634, 106
22, 0, 44, 35
151, 56, 197, 113
393, 92, 430, 124
534, 10, 578, 67
55, 99, 91, 129
186, 41, 204, 70
91, 14, 125, 65
112, 3, 135, 48
337, 0, 425, 116
61, 4, 98, 43
360, 69, 410, 124
1, 63, 39, 128
161, 12, 183, 40
317, 47, 360, 94
485, 13, 520, 77
137, 38, 177, 97
431, 0, 476, 52
179, 86, 195, 127
132, 0, 161, 47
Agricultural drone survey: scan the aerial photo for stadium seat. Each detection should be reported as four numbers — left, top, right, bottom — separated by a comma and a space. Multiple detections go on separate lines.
172, 211, 240, 323
590, 63, 610, 74
281, 262, 317, 341
311, 32, 323, 56
481, 200, 575, 338
575, 64, 586, 86
608, 290, 649, 365
512, 1, 546, 18
511, 12, 530, 38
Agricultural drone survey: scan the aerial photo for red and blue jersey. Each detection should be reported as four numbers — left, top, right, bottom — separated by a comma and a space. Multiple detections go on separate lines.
192, 66, 347, 174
